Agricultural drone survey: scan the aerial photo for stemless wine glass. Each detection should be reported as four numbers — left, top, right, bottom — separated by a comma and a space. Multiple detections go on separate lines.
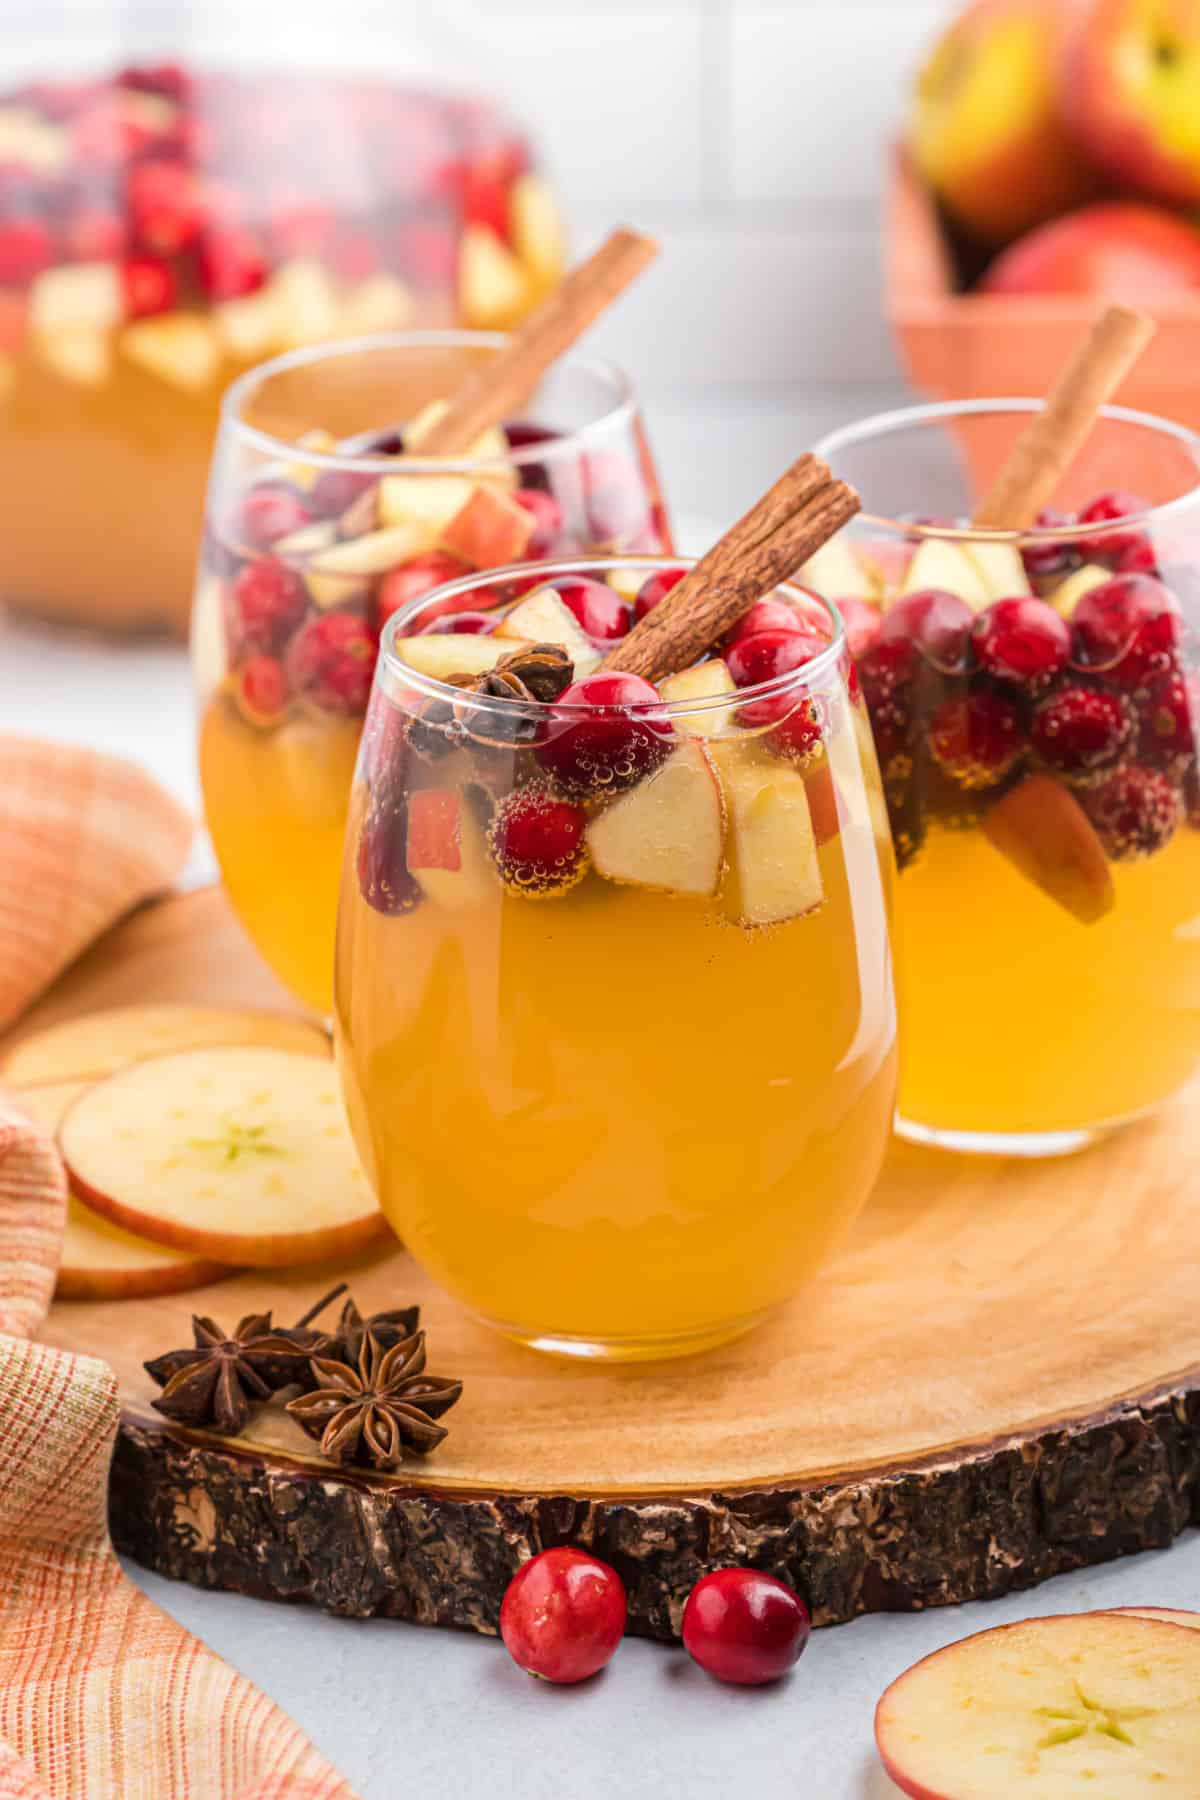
334, 556, 898, 1360
816, 400, 1200, 1155
193, 331, 671, 1013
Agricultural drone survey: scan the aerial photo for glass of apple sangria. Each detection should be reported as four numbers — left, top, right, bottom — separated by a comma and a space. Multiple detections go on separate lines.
193, 331, 670, 1014
813, 399, 1200, 1155
334, 554, 898, 1360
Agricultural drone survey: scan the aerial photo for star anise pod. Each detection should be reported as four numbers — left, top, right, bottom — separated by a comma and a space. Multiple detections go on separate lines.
285, 1330, 462, 1471
332, 1298, 421, 1364
407, 643, 574, 758
145, 1312, 311, 1435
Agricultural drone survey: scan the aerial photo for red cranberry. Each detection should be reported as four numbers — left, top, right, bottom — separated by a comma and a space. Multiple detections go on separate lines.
229, 557, 307, 654
424, 610, 496, 636
234, 654, 290, 729
128, 160, 206, 255
1030, 683, 1134, 782
0, 218, 53, 286
738, 691, 825, 764
928, 692, 1024, 789
879, 589, 974, 674
1077, 489, 1151, 560
726, 596, 829, 648
634, 566, 687, 621
681, 1568, 810, 1687
537, 671, 672, 795
1085, 764, 1182, 860
377, 553, 473, 631
310, 467, 377, 519
500, 1548, 626, 1685
551, 576, 631, 642
1070, 575, 1183, 690
490, 790, 589, 897
858, 641, 916, 767
970, 597, 1071, 692
512, 488, 563, 558
837, 596, 883, 660
1139, 669, 1200, 773
726, 629, 826, 689
121, 255, 177, 319
238, 485, 313, 551
287, 612, 377, 715
196, 225, 268, 300
1022, 508, 1078, 582
64, 208, 127, 263
1113, 536, 1160, 576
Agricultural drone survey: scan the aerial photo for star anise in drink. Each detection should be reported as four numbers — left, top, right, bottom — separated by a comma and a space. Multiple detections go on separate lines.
145, 1312, 312, 1434
286, 1329, 462, 1471
407, 643, 574, 758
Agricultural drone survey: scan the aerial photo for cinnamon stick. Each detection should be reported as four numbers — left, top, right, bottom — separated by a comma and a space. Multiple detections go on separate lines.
971, 305, 1156, 530
413, 228, 659, 457
601, 454, 860, 684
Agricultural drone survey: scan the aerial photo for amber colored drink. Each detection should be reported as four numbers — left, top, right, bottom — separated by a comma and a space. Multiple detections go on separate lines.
334, 560, 897, 1358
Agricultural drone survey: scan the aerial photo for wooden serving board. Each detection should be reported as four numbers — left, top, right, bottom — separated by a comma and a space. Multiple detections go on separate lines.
14, 888, 1200, 1641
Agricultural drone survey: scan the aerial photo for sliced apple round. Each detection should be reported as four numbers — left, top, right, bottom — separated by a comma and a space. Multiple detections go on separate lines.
1108, 1607, 1200, 1631
15, 1080, 233, 1302
60, 1047, 386, 1268
876, 1612, 1200, 1799
0, 1003, 328, 1088
587, 739, 726, 898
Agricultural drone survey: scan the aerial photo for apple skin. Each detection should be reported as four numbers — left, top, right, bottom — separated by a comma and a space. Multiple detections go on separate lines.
1064, 0, 1200, 206
909, 0, 1095, 246
981, 199, 1200, 295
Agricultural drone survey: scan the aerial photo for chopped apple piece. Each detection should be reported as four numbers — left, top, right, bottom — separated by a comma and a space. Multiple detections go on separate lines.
876, 1612, 1200, 1800
803, 756, 841, 847
407, 788, 495, 909
336, 273, 414, 336
305, 525, 422, 608
982, 773, 1114, 924
273, 520, 337, 558
268, 258, 340, 348
587, 740, 726, 898
660, 661, 738, 737
441, 483, 536, 569
280, 428, 338, 491
0, 1003, 328, 1087
497, 586, 601, 676
36, 327, 111, 387
378, 473, 477, 539
214, 288, 284, 360
393, 633, 530, 680
122, 314, 220, 391
405, 398, 510, 467
60, 1047, 386, 1267
1050, 561, 1113, 619
458, 225, 530, 328
964, 538, 1031, 599
509, 174, 565, 287
801, 533, 878, 601
721, 759, 824, 927
605, 567, 645, 603
899, 539, 991, 611
30, 262, 122, 335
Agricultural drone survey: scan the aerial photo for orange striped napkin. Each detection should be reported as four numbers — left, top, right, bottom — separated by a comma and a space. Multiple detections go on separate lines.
0, 737, 357, 1799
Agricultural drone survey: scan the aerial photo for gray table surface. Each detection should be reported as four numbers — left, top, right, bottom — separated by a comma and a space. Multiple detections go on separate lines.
13, 385, 1200, 1797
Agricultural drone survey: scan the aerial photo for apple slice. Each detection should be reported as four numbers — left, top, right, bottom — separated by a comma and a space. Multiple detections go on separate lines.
305, 524, 423, 608
1109, 1607, 1200, 1630
407, 787, 495, 909
378, 473, 477, 540
214, 288, 284, 360
393, 632, 530, 681
660, 660, 738, 737
509, 173, 565, 287
268, 258, 340, 348
458, 224, 530, 328
0, 1003, 328, 1087
587, 739, 725, 898
801, 532, 878, 601
30, 262, 122, 335
964, 539, 1031, 600
15, 1080, 233, 1301
899, 540, 991, 611
1050, 562, 1113, 619
876, 1612, 1200, 1800
404, 399, 511, 468
36, 327, 111, 388
336, 273, 414, 336
61, 1046, 386, 1267
721, 758, 824, 927
441, 484, 536, 569
982, 774, 1114, 925
121, 314, 220, 391
496, 586, 602, 676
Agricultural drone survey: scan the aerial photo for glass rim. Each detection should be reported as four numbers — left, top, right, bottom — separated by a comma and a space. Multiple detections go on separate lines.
814, 397, 1200, 542
220, 329, 639, 475
379, 555, 848, 718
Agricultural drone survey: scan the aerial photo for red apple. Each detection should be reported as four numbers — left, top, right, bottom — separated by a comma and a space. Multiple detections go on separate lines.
908, 0, 1094, 246
1064, 0, 1200, 206
981, 200, 1200, 296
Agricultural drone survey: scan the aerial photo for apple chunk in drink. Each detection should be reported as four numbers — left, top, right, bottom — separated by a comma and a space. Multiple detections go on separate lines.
333, 555, 897, 1360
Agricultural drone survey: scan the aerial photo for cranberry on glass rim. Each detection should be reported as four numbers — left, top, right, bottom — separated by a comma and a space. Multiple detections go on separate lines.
814, 396, 1200, 1155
